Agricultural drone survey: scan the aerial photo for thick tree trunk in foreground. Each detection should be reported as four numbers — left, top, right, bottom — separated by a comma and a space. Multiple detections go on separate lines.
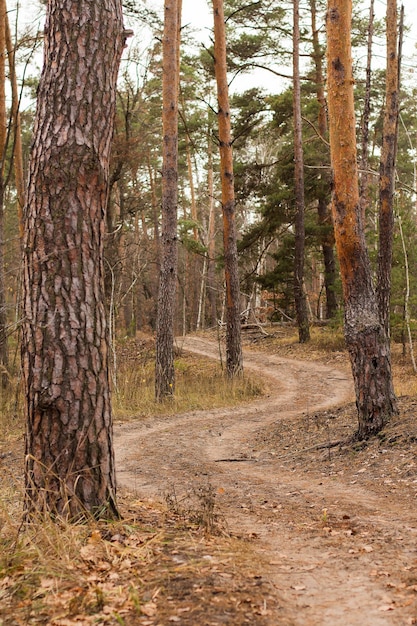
293, 0, 310, 343
22, 0, 125, 519
377, 0, 399, 335
326, 0, 397, 439
155, 0, 180, 400
212, 0, 243, 377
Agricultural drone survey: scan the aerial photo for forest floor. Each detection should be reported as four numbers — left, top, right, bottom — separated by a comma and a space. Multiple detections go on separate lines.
115, 331, 417, 626
2, 328, 417, 625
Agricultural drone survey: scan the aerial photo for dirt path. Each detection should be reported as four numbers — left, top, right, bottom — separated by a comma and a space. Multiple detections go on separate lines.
114, 337, 417, 625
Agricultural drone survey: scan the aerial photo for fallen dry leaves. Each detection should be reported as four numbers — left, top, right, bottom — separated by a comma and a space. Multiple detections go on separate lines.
0, 492, 280, 626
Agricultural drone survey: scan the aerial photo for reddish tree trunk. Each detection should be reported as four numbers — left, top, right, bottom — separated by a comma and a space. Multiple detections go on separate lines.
0, 0, 8, 382
212, 0, 243, 376
310, 0, 338, 319
22, 0, 125, 519
326, 0, 397, 439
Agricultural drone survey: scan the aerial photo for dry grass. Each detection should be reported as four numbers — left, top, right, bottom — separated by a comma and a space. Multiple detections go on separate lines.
2, 326, 417, 625
112, 339, 264, 420
0, 336, 272, 626
0, 478, 277, 625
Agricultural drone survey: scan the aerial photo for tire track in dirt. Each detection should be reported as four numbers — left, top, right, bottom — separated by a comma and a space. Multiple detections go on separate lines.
114, 336, 417, 625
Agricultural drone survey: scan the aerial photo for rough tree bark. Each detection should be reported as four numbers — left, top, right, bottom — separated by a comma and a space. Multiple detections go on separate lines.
212, 0, 243, 376
293, 0, 310, 342
377, 0, 399, 336
326, 0, 397, 439
155, 0, 180, 400
21, 0, 126, 519
310, 0, 338, 319
0, 0, 7, 383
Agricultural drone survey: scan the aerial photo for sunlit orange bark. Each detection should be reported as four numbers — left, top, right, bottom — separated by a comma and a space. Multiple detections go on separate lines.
212, 0, 242, 376
310, 0, 337, 319
326, 0, 397, 438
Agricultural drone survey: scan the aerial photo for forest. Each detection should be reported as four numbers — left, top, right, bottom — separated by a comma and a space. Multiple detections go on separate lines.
1, 0, 417, 623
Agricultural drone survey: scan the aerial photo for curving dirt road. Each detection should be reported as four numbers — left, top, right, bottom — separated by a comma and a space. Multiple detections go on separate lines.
114, 336, 417, 625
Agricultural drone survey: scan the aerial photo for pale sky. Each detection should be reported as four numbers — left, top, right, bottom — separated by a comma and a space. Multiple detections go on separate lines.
12, 0, 417, 98
179, 0, 417, 93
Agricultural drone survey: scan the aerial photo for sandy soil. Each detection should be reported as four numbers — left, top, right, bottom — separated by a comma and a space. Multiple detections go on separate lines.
114, 336, 417, 626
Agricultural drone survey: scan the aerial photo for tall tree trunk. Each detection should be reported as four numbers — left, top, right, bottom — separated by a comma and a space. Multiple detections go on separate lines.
359, 0, 374, 222
377, 0, 399, 335
147, 154, 161, 271
207, 129, 218, 327
293, 0, 310, 342
22, 0, 125, 519
326, 0, 397, 439
5, 5, 25, 238
155, 0, 180, 400
310, 0, 338, 319
185, 133, 200, 328
0, 0, 8, 381
212, 0, 243, 376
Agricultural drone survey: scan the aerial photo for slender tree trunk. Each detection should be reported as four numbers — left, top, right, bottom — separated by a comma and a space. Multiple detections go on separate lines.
293, 0, 310, 342
185, 133, 200, 328
155, 0, 180, 400
0, 0, 7, 380
207, 130, 218, 327
5, 5, 25, 238
147, 154, 161, 271
359, 0, 374, 222
377, 0, 399, 335
212, 0, 243, 376
185, 134, 198, 240
310, 0, 338, 319
326, 0, 397, 439
22, 0, 125, 519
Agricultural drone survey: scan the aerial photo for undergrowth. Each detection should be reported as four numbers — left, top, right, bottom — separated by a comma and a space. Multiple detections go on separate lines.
112, 344, 264, 420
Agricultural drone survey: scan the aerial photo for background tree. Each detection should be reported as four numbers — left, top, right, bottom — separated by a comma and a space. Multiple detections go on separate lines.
310, 0, 338, 319
21, 0, 126, 519
212, 0, 243, 377
376, 0, 399, 335
293, 0, 310, 342
155, 0, 180, 400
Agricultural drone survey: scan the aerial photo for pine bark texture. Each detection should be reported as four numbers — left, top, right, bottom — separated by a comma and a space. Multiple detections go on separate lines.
155, 0, 179, 400
310, 0, 338, 319
293, 0, 310, 343
22, 0, 125, 518
326, 0, 397, 438
213, 0, 243, 376
377, 0, 398, 335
